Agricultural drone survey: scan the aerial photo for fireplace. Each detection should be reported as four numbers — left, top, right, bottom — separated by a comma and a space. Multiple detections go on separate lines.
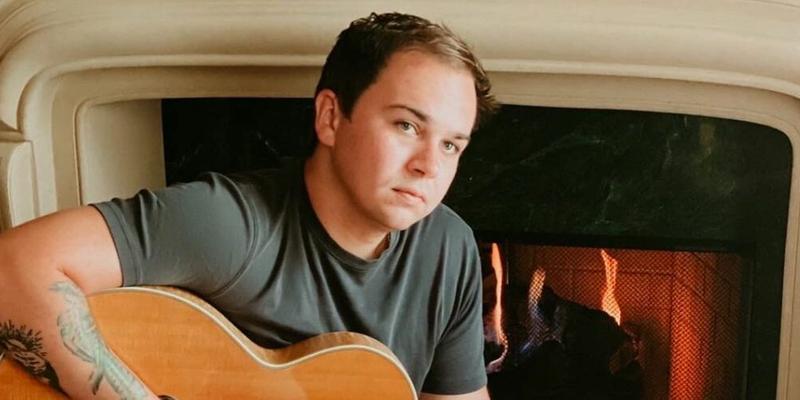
447, 105, 788, 399
480, 244, 750, 400
1, 1, 800, 399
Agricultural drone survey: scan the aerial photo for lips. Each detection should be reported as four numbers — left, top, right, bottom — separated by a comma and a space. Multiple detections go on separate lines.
393, 187, 425, 204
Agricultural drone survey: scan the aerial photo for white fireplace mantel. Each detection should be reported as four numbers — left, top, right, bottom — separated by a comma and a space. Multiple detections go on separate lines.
2, 0, 800, 397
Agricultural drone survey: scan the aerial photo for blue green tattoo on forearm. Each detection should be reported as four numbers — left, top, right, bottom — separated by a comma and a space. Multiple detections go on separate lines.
50, 281, 147, 399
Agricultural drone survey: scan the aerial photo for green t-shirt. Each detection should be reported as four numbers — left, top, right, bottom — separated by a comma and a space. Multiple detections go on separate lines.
92, 161, 486, 394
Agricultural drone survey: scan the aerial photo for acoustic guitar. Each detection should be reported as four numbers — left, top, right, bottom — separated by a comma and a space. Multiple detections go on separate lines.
0, 286, 417, 399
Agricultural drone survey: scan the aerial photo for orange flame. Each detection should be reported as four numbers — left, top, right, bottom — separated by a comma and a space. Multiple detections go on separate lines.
600, 249, 622, 325
528, 268, 546, 309
486, 243, 509, 372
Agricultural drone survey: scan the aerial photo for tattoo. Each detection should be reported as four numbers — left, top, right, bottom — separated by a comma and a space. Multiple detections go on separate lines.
50, 281, 147, 400
0, 320, 66, 394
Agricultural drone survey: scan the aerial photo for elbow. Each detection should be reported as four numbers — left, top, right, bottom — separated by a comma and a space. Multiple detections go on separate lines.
0, 226, 64, 294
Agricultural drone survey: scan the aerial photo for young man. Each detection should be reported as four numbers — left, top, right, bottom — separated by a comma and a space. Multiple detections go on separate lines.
0, 12, 497, 400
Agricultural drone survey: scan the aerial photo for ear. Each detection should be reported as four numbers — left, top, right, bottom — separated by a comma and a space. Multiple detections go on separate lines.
314, 89, 341, 147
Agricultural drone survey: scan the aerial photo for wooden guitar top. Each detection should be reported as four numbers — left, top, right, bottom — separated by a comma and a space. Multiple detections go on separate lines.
0, 286, 417, 400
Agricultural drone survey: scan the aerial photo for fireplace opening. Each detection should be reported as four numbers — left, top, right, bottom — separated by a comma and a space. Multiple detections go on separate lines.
162, 98, 791, 399
478, 241, 751, 400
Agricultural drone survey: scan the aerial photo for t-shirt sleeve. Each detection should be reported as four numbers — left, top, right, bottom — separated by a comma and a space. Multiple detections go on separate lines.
421, 231, 487, 394
91, 172, 255, 297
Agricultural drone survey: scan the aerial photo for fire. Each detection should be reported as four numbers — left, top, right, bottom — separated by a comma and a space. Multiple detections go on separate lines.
600, 249, 622, 325
528, 268, 546, 309
486, 243, 509, 372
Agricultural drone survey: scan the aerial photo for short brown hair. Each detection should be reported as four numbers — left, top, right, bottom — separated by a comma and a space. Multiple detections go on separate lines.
315, 12, 498, 130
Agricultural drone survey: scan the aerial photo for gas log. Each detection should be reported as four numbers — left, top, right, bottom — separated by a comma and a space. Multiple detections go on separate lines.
484, 284, 643, 400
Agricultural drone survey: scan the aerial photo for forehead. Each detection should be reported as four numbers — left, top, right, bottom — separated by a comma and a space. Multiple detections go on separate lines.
375, 50, 470, 92
358, 50, 477, 131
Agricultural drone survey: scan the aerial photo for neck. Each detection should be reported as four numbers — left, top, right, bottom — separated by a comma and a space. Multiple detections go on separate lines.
304, 152, 390, 260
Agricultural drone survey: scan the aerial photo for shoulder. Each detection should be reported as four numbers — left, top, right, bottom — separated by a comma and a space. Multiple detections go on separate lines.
212, 161, 301, 214
414, 203, 475, 243
401, 204, 479, 275
220, 163, 294, 198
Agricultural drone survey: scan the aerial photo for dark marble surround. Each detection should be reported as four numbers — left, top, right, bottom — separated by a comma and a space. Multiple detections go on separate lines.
163, 98, 792, 399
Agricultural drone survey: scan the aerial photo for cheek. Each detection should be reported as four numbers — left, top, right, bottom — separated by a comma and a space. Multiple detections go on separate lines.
370, 139, 409, 174
434, 163, 459, 195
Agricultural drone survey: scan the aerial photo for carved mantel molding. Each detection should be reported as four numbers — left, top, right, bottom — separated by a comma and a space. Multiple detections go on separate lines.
2, 1, 800, 397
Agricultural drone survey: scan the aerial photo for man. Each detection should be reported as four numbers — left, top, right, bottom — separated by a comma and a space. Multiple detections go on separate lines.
0, 12, 497, 399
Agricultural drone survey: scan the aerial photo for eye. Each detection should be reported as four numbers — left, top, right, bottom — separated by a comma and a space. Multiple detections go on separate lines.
442, 141, 461, 155
396, 121, 418, 136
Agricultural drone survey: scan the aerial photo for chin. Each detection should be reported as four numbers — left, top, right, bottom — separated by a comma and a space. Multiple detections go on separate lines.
379, 209, 431, 231
381, 218, 416, 232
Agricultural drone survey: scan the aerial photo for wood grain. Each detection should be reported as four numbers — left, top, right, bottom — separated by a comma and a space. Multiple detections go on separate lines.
0, 287, 417, 400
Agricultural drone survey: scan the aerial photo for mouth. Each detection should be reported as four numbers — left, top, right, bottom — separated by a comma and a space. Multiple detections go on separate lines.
393, 188, 426, 204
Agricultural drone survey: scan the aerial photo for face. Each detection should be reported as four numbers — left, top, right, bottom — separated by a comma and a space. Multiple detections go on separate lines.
321, 50, 477, 232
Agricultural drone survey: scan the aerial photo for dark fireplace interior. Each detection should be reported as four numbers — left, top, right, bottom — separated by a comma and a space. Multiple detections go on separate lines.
478, 242, 750, 400
162, 98, 791, 399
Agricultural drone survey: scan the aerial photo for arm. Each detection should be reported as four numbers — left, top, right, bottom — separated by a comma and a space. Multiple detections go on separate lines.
421, 386, 490, 400
421, 228, 488, 397
0, 206, 159, 399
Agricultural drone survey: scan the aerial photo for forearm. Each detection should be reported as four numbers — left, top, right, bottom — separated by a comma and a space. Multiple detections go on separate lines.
0, 257, 158, 399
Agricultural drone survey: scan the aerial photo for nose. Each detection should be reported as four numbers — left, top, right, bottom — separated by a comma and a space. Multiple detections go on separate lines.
408, 141, 440, 178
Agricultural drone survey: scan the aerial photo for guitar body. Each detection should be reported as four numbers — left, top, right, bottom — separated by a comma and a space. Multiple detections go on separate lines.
0, 287, 417, 399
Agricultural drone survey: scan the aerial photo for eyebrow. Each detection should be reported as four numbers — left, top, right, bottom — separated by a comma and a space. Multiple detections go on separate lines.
386, 104, 471, 142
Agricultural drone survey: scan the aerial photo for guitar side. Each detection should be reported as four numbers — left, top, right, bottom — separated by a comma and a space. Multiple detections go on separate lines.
0, 286, 418, 400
